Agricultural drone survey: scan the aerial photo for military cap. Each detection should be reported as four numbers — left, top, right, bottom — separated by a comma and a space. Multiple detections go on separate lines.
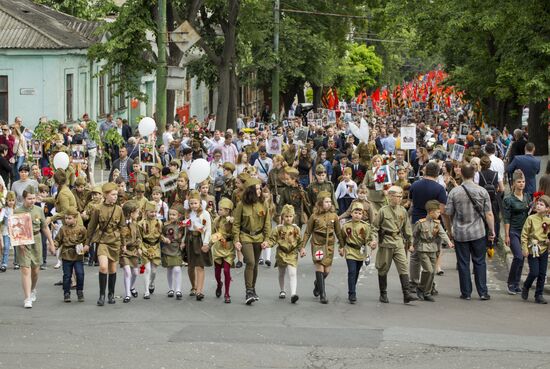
237, 172, 251, 183
122, 200, 139, 215
102, 182, 118, 193
387, 186, 403, 195
74, 177, 87, 186
218, 197, 234, 210
152, 163, 163, 171
318, 191, 331, 199
64, 207, 79, 217
223, 162, 236, 172
135, 183, 146, 193
151, 186, 162, 194
538, 195, 550, 208
245, 177, 262, 188
425, 200, 440, 212
280, 204, 295, 217
188, 190, 201, 200
144, 201, 156, 212
350, 202, 364, 212
169, 159, 180, 167
316, 164, 326, 174
91, 185, 102, 194
284, 166, 299, 176
171, 204, 186, 215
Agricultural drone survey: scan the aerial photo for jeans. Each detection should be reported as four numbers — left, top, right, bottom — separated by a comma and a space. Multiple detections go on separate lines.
298, 176, 309, 189
455, 237, 488, 297
524, 251, 548, 297
41, 231, 48, 264
12, 155, 25, 181
1, 234, 10, 266
507, 230, 524, 288
346, 259, 363, 295
62, 260, 84, 294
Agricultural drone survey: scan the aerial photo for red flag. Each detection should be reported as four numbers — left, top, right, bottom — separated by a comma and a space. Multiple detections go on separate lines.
372, 88, 380, 102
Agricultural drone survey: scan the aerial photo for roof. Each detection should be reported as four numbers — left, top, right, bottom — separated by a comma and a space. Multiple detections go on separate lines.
0, 0, 102, 49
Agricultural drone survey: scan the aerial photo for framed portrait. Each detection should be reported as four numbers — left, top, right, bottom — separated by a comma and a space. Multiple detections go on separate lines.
8, 213, 34, 246
71, 144, 85, 163
307, 110, 315, 122
295, 127, 309, 144
160, 175, 178, 193
315, 119, 323, 126
30, 140, 43, 160
459, 123, 469, 139
267, 136, 282, 156
258, 123, 265, 131
327, 110, 336, 124
288, 110, 295, 119
400, 125, 417, 150
450, 144, 465, 162
373, 165, 392, 191
139, 143, 156, 167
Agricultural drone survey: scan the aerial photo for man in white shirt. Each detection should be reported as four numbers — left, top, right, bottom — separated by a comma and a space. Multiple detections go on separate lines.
220, 132, 238, 164
163, 124, 175, 148
486, 143, 505, 183
236, 114, 245, 132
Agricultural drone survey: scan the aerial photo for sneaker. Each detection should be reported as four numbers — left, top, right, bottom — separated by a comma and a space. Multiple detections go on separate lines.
480, 294, 491, 301
77, 291, 85, 302
14, 263, 20, 270
507, 285, 517, 295
40, 263, 47, 270
0, 265, 6, 272
23, 299, 32, 308
252, 289, 259, 301
535, 296, 548, 304
245, 290, 255, 305
514, 286, 522, 293
258, 258, 264, 265
54, 261, 62, 269
235, 261, 243, 268
64, 293, 71, 303
279, 291, 286, 299
30, 290, 37, 302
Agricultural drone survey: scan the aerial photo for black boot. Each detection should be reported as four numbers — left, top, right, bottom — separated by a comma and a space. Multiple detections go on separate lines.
108, 273, 117, 304
77, 290, 84, 302
317, 272, 328, 304
245, 289, 255, 305
378, 275, 389, 303
313, 279, 320, 297
97, 272, 107, 306
400, 274, 418, 304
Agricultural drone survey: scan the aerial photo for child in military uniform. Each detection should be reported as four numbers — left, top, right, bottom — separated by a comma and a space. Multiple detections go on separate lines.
521, 195, 550, 304
129, 160, 148, 193
168, 171, 189, 207
161, 205, 186, 300
306, 165, 338, 219
371, 186, 417, 304
151, 186, 169, 221
394, 168, 411, 210
260, 186, 276, 267
199, 180, 217, 220
71, 177, 90, 214
220, 162, 236, 204
338, 184, 375, 224
302, 191, 344, 304
267, 204, 305, 304
211, 198, 235, 303
139, 201, 163, 299
147, 163, 163, 197
412, 200, 453, 302
132, 183, 148, 214
54, 208, 87, 303
339, 202, 374, 304
120, 201, 142, 303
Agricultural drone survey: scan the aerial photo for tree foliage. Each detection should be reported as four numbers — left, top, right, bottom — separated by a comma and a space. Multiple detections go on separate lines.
335, 43, 383, 99
33, 0, 118, 20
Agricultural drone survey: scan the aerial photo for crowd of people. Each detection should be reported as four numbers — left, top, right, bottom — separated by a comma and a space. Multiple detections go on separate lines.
1, 98, 549, 309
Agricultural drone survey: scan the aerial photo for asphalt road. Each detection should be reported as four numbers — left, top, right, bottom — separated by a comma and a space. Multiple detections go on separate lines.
1, 248, 550, 369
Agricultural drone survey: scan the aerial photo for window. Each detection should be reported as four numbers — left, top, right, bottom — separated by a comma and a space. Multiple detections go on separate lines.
118, 90, 126, 110
66, 74, 74, 121
99, 74, 105, 116
108, 72, 115, 112
0, 76, 7, 122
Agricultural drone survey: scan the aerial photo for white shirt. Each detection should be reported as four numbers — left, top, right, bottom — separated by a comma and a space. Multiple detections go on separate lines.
254, 157, 273, 183
489, 154, 505, 182
334, 179, 358, 200
162, 131, 174, 148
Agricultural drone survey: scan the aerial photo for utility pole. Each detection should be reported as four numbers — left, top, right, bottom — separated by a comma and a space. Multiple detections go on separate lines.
156, 0, 167, 142
271, 0, 280, 124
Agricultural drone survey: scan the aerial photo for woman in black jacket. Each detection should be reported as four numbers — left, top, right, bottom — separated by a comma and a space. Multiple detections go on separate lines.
0, 144, 12, 187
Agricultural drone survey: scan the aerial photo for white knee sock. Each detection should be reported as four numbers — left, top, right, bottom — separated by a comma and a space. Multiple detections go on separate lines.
130, 268, 138, 289
143, 263, 151, 294
167, 267, 174, 290
173, 266, 182, 293
278, 266, 286, 291
263, 248, 272, 262
123, 265, 132, 297
288, 266, 297, 296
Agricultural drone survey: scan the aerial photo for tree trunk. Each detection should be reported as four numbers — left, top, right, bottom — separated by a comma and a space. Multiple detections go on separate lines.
227, 64, 238, 131
528, 100, 548, 155
312, 84, 322, 109
297, 84, 305, 104
215, 63, 231, 131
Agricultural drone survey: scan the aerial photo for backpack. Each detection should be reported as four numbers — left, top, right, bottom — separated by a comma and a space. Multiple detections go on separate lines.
479, 171, 497, 201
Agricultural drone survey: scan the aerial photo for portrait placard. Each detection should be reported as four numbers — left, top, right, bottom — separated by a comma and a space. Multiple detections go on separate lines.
139, 144, 156, 167
30, 140, 43, 159
71, 144, 85, 163
450, 144, 465, 162
267, 136, 282, 156
400, 125, 417, 150
8, 213, 34, 246
160, 175, 178, 193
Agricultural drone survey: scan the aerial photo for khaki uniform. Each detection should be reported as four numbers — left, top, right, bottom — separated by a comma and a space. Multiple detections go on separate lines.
129, 171, 148, 192
268, 224, 303, 268
521, 213, 550, 255
363, 169, 386, 212
72, 189, 90, 213
412, 217, 450, 294
394, 179, 411, 209
211, 215, 235, 266
45, 186, 83, 226
268, 167, 285, 202
277, 184, 308, 226
372, 204, 412, 276
82, 199, 102, 223
139, 218, 162, 266
341, 220, 371, 261
201, 193, 217, 220
147, 176, 161, 196
86, 202, 125, 262
220, 177, 235, 202
302, 211, 344, 267
120, 222, 141, 268
161, 222, 184, 267
339, 198, 376, 224
245, 144, 258, 159
54, 223, 87, 261
282, 145, 296, 166
231, 188, 244, 206
356, 142, 377, 167
14, 205, 46, 268
306, 180, 338, 213
168, 188, 188, 207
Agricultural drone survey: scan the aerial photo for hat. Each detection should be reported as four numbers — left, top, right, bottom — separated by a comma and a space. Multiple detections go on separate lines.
92, 185, 102, 194
316, 164, 326, 174
144, 201, 156, 212
135, 183, 145, 193
151, 186, 162, 194
237, 172, 251, 183
133, 158, 141, 165
223, 162, 236, 172
169, 159, 180, 167
425, 200, 440, 212
318, 191, 331, 200
74, 177, 86, 186
171, 204, 185, 215
280, 204, 295, 217
102, 182, 117, 193
245, 177, 261, 188
218, 197, 234, 210
199, 179, 210, 188
350, 202, 364, 212
387, 186, 403, 195
538, 195, 550, 208
189, 190, 201, 200
152, 163, 163, 172
284, 166, 299, 176
64, 207, 79, 217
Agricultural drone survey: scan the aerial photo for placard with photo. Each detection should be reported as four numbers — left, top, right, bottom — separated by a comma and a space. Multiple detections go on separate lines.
267, 136, 282, 155
459, 124, 469, 139
30, 140, 43, 160
139, 143, 156, 167
8, 213, 34, 246
327, 110, 337, 124
295, 127, 309, 144
450, 144, 465, 162
71, 144, 85, 163
160, 175, 178, 193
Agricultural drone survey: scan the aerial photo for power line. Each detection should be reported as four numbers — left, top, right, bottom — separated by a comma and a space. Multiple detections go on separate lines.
281, 8, 371, 20
352, 37, 407, 43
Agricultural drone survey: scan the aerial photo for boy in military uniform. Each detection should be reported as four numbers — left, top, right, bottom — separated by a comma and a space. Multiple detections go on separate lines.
412, 200, 453, 302
277, 166, 308, 227
394, 168, 411, 209
120, 201, 142, 303
16, 186, 55, 308
371, 186, 418, 304
54, 207, 87, 303
82, 185, 103, 266
339, 184, 376, 224
139, 201, 163, 299
160, 205, 186, 300
147, 163, 163, 197
267, 204, 306, 304
339, 202, 375, 304
132, 183, 148, 214
71, 177, 90, 214
168, 171, 189, 207
220, 162, 236, 202
306, 164, 338, 214
212, 198, 236, 303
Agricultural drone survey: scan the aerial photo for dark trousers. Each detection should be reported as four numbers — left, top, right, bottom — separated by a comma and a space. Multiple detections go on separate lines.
337, 196, 353, 215
41, 231, 48, 264
242, 243, 262, 289
524, 251, 548, 297
346, 259, 363, 295
507, 230, 524, 288
62, 260, 84, 294
454, 237, 488, 297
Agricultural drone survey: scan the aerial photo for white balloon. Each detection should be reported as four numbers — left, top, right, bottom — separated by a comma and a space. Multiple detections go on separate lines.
53, 152, 70, 170
138, 117, 156, 136
360, 118, 370, 142
188, 158, 210, 184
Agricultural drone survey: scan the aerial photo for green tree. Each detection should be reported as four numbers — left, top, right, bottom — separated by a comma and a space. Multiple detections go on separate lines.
33, 0, 118, 20
335, 43, 383, 99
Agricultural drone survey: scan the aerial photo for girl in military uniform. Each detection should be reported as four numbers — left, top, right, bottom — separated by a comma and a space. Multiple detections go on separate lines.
147, 163, 163, 197
232, 177, 271, 305
267, 204, 306, 304
338, 185, 376, 224
302, 191, 344, 304
120, 201, 142, 303
339, 202, 374, 304
363, 155, 387, 213
184, 190, 212, 301
231, 172, 250, 269
129, 160, 148, 194
168, 171, 189, 207
306, 164, 338, 215
198, 180, 217, 220
82, 186, 103, 266
211, 198, 235, 303
161, 205, 186, 300
85, 182, 126, 306
1, 192, 17, 271
259, 185, 276, 267
139, 201, 162, 299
